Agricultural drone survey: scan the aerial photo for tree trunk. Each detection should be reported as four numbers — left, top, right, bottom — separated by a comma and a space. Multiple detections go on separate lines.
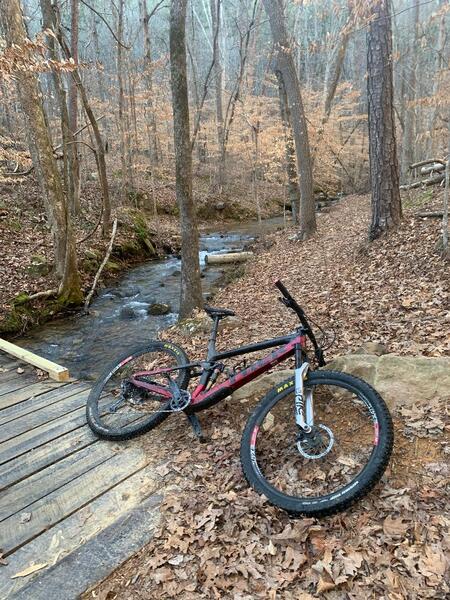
68, 0, 80, 213
277, 71, 300, 224
263, 0, 316, 239
429, 0, 446, 157
40, 0, 79, 223
140, 0, 160, 166
92, 13, 106, 102
323, 27, 350, 121
400, 0, 419, 177
3, 0, 81, 302
169, 0, 203, 319
116, 0, 132, 198
367, 0, 402, 240
442, 127, 450, 254
55, 21, 111, 236
210, 0, 224, 172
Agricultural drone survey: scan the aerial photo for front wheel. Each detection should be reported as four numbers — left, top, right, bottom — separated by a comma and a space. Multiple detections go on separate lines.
240, 370, 393, 517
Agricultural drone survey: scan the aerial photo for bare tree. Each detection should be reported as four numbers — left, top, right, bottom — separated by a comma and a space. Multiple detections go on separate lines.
116, 0, 133, 197
276, 72, 300, 224
68, 0, 80, 213
400, 0, 420, 177
54, 10, 111, 236
367, 0, 402, 240
170, 0, 203, 319
210, 0, 224, 170
218, 0, 258, 189
3, 0, 82, 302
140, 0, 161, 165
263, 0, 316, 240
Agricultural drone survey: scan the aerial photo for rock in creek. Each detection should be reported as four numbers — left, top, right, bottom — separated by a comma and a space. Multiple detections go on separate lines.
148, 303, 171, 316
119, 306, 140, 320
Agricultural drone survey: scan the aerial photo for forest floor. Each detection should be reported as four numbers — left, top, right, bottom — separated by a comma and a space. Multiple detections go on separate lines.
87, 191, 449, 599
0, 165, 283, 335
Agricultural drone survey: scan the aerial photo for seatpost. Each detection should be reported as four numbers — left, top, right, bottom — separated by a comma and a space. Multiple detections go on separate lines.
207, 317, 220, 360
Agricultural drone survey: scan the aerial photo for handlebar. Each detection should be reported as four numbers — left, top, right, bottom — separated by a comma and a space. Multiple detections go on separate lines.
274, 279, 325, 366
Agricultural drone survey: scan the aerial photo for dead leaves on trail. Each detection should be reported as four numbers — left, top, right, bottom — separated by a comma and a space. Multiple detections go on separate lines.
89, 194, 449, 600
88, 396, 449, 600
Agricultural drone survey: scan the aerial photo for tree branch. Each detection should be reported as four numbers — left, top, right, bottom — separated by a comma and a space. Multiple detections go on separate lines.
84, 218, 118, 311
78, 0, 130, 49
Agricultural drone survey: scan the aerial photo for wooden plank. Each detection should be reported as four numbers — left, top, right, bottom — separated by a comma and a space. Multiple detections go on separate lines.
0, 365, 34, 383
1, 447, 150, 554
1, 388, 89, 443
0, 465, 163, 599
0, 426, 98, 491
0, 382, 89, 427
0, 441, 116, 521
0, 340, 70, 381
0, 380, 63, 411
0, 374, 38, 397
0, 406, 86, 466
0, 357, 21, 370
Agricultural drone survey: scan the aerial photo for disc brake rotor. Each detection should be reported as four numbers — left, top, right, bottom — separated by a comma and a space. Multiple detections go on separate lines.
297, 424, 334, 459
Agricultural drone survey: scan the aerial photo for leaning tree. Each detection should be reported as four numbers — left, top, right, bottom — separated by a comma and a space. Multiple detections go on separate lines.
263, 0, 316, 240
2, 0, 82, 303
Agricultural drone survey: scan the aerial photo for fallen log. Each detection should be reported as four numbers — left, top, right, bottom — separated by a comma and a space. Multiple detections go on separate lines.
205, 251, 253, 265
409, 158, 446, 170
420, 163, 445, 176
400, 172, 445, 190
415, 211, 444, 218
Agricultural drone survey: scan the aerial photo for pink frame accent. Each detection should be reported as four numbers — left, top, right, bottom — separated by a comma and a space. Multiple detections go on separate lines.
128, 334, 306, 409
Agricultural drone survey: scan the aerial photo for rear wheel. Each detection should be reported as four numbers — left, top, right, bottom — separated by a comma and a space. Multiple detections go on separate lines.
86, 341, 189, 440
240, 370, 393, 517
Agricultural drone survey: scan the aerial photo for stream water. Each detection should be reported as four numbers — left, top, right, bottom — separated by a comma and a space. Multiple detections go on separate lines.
18, 217, 285, 380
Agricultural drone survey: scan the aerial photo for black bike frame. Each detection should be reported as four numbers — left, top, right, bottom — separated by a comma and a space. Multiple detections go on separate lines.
187, 330, 307, 412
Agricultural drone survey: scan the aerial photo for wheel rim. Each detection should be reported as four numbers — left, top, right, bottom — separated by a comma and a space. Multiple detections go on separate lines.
93, 348, 183, 431
249, 380, 380, 502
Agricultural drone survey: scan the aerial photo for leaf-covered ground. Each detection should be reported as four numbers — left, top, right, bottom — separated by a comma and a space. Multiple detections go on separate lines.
87, 194, 449, 599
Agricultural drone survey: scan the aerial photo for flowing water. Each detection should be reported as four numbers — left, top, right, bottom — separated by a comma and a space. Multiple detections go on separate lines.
18, 217, 286, 380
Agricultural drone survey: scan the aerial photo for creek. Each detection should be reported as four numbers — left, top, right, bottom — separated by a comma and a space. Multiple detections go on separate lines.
18, 217, 285, 379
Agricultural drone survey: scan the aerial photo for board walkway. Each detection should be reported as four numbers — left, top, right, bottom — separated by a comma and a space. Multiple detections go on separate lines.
0, 352, 164, 599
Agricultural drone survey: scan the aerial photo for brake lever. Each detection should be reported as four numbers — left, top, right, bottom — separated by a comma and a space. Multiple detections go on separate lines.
279, 296, 291, 308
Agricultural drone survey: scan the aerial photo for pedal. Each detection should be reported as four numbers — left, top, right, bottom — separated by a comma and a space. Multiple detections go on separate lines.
186, 413, 207, 443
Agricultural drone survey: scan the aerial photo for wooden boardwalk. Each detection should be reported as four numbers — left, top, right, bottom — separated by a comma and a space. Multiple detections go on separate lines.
0, 352, 164, 599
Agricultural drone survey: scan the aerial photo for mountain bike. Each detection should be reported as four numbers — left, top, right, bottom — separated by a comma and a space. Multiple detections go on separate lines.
86, 280, 393, 516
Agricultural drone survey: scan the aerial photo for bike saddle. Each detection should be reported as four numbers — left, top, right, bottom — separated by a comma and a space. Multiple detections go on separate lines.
204, 305, 236, 319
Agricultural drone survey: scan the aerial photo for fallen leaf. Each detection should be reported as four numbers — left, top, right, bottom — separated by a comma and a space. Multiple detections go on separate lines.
20, 512, 31, 523
317, 576, 336, 593
383, 516, 409, 538
12, 563, 48, 578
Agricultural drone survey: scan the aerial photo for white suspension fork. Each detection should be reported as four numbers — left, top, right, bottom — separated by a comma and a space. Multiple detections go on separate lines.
294, 362, 311, 432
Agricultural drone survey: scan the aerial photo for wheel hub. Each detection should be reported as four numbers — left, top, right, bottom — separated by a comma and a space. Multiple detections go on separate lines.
296, 424, 334, 459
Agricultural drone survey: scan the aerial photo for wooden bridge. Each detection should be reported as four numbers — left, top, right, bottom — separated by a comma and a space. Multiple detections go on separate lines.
0, 350, 165, 599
